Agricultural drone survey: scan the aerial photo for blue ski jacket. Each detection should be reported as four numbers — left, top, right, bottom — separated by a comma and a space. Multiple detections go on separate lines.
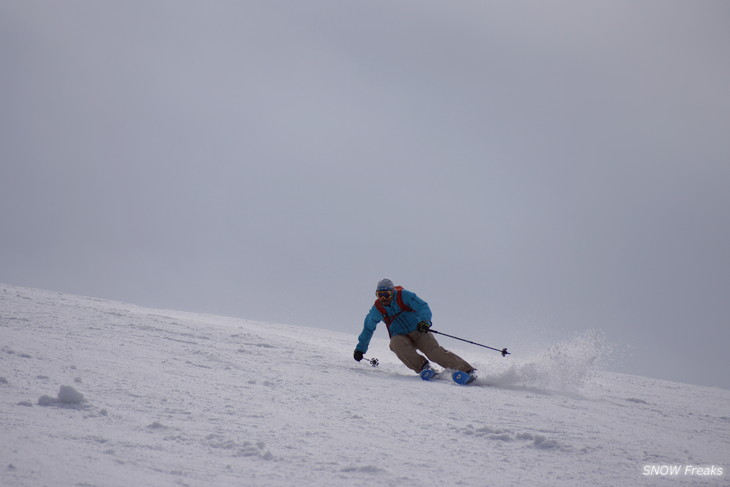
355, 288, 432, 353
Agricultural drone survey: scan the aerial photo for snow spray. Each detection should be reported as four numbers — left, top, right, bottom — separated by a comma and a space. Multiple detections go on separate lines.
479, 329, 612, 393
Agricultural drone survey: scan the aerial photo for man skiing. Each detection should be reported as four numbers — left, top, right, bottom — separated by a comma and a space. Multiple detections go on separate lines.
353, 278, 477, 384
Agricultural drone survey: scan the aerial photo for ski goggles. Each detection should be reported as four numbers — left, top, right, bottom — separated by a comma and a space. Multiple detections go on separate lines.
376, 290, 394, 299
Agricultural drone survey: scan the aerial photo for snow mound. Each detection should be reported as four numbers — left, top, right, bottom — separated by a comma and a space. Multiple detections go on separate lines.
38, 385, 86, 407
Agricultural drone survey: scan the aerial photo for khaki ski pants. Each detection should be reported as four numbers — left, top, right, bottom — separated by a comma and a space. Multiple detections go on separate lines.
390, 330, 473, 373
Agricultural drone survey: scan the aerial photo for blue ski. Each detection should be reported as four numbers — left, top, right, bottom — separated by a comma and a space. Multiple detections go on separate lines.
420, 368, 438, 381
452, 370, 476, 385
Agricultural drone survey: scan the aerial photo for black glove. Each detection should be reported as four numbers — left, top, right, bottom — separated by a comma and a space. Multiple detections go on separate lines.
353, 350, 364, 362
417, 321, 432, 333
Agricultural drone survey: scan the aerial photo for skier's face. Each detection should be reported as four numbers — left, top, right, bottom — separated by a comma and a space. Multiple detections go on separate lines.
376, 290, 394, 305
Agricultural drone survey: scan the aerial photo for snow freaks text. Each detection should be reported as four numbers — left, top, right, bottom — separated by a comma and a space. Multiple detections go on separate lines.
642, 465, 724, 477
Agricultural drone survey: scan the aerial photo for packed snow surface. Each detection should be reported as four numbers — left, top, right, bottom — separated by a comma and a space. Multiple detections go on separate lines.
1, 284, 728, 486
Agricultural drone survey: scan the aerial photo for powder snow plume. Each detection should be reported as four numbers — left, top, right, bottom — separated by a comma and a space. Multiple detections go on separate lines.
480, 329, 612, 394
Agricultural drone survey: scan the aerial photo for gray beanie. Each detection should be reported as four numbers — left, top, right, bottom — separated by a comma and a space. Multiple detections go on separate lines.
376, 278, 395, 291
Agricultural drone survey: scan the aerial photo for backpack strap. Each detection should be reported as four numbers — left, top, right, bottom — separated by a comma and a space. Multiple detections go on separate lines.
373, 287, 413, 337
395, 287, 413, 313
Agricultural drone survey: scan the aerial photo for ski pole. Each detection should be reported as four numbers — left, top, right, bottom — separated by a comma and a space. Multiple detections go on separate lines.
429, 329, 510, 357
362, 356, 379, 367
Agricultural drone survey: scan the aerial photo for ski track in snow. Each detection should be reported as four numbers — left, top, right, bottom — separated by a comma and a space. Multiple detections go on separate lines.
1, 284, 728, 487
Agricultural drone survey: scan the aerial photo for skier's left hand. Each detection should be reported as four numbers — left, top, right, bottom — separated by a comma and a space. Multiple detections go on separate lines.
416, 321, 431, 333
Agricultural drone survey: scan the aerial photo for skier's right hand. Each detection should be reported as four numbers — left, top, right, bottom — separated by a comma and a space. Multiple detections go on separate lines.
353, 350, 364, 362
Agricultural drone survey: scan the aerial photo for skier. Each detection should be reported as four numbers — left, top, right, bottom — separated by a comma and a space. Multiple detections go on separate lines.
353, 278, 477, 383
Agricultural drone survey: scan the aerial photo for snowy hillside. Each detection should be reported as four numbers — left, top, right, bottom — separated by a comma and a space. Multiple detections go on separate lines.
1, 284, 728, 487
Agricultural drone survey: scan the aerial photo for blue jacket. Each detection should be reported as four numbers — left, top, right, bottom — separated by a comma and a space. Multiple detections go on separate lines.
356, 288, 432, 353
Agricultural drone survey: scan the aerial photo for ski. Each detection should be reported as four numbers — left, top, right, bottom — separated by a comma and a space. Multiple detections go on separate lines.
420, 368, 438, 381
452, 370, 477, 385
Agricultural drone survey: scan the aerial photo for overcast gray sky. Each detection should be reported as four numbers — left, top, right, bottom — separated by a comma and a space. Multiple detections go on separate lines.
2, 1, 729, 389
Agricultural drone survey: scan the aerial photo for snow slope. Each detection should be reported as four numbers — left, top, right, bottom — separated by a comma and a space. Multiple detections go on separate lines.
1, 284, 728, 487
